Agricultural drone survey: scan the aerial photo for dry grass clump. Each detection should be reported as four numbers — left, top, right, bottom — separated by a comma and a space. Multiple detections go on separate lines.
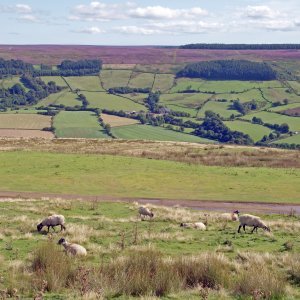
31, 241, 74, 292
283, 253, 300, 285
234, 262, 286, 299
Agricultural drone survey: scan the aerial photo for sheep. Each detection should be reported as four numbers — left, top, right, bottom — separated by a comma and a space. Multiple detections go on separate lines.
219, 211, 239, 221
138, 206, 154, 220
58, 238, 87, 256
235, 211, 270, 233
180, 222, 206, 230
37, 214, 66, 232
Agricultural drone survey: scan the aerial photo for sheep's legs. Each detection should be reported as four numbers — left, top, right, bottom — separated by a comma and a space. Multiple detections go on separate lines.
238, 225, 242, 233
243, 225, 246, 232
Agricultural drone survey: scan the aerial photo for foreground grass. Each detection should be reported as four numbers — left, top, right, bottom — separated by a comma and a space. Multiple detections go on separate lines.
0, 198, 300, 299
0, 151, 299, 202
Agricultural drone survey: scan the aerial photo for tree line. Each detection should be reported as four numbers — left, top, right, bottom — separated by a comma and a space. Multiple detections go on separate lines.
177, 60, 276, 81
179, 44, 300, 50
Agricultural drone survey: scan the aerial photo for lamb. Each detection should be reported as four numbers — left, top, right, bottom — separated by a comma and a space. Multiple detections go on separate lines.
58, 238, 87, 256
235, 211, 270, 233
138, 206, 154, 220
180, 222, 206, 230
219, 211, 239, 221
37, 214, 66, 232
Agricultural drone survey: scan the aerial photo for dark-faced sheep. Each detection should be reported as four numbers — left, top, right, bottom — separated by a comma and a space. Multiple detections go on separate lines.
138, 206, 154, 220
37, 214, 66, 232
58, 238, 87, 256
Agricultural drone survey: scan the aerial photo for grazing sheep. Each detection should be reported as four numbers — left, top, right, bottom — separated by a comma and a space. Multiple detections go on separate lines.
180, 222, 206, 230
58, 238, 87, 256
37, 214, 66, 232
219, 211, 239, 221
235, 211, 270, 233
138, 206, 154, 220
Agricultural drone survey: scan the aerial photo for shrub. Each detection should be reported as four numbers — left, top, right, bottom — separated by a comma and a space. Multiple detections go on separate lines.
234, 262, 286, 299
32, 241, 74, 292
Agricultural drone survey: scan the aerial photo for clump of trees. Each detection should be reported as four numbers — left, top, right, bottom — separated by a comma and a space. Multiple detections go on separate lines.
232, 100, 266, 115
108, 87, 150, 94
177, 60, 276, 81
194, 111, 253, 144
0, 58, 34, 77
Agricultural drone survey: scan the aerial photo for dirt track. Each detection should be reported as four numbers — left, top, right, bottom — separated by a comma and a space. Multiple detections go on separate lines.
0, 191, 299, 215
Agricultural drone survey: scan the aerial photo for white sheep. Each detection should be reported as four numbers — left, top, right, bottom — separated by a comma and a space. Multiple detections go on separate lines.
180, 222, 206, 230
138, 206, 154, 220
58, 238, 87, 256
37, 214, 66, 232
219, 211, 239, 221
236, 212, 270, 233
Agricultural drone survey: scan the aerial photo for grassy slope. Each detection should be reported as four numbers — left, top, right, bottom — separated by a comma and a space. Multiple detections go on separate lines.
111, 124, 213, 143
63, 76, 104, 91
263, 88, 300, 103
241, 111, 300, 131
0, 151, 298, 202
53, 111, 109, 138
198, 101, 239, 118
40, 76, 68, 87
0, 114, 51, 129
128, 72, 155, 89
152, 74, 175, 92
224, 121, 272, 142
101, 70, 132, 89
274, 134, 300, 144
37, 90, 80, 107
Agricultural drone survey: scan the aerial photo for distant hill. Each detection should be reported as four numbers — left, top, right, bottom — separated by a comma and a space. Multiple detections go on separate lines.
180, 44, 300, 50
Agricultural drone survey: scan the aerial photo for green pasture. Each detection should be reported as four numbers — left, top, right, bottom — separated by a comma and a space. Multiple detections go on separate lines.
152, 74, 175, 92
288, 81, 300, 94
213, 89, 265, 103
101, 70, 132, 89
198, 101, 240, 118
171, 78, 282, 93
0, 76, 29, 91
274, 134, 300, 145
111, 124, 213, 143
128, 72, 155, 89
84, 92, 146, 111
122, 92, 147, 103
224, 120, 273, 142
63, 76, 104, 91
263, 87, 300, 103
40, 76, 68, 87
241, 111, 300, 131
268, 103, 300, 112
37, 90, 80, 107
0, 151, 299, 202
53, 111, 109, 138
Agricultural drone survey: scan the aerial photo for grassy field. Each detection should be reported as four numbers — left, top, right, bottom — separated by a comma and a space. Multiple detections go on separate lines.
241, 111, 300, 131
152, 74, 175, 92
198, 101, 239, 118
263, 88, 300, 103
63, 76, 104, 91
111, 124, 213, 143
84, 91, 146, 111
128, 72, 155, 89
213, 89, 265, 103
161, 93, 212, 108
0, 76, 28, 91
101, 113, 139, 127
100, 70, 132, 89
1, 198, 300, 299
0, 113, 51, 129
40, 76, 68, 87
171, 79, 282, 93
288, 80, 300, 94
37, 90, 80, 107
274, 134, 300, 144
53, 111, 109, 138
0, 151, 299, 202
269, 103, 300, 112
224, 120, 273, 142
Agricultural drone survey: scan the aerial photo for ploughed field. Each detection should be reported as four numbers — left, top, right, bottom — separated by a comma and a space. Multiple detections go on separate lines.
0, 197, 300, 299
1, 61, 299, 144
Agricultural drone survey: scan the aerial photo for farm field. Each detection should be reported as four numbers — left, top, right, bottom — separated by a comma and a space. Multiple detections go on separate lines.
0, 129, 53, 138
84, 91, 146, 111
224, 120, 273, 142
53, 111, 109, 138
161, 93, 212, 108
128, 72, 155, 89
263, 87, 300, 103
0, 151, 299, 202
63, 76, 104, 91
152, 73, 175, 92
288, 80, 300, 93
37, 90, 80, 107
0, 113, 51, 129
111, 124, 212, 143
40, 76, 68, 87
1, 198, 300, 299
198, 101, 239, 118
269, 102, 300, 112
213, 89, 265, 103
241, 111, 300, 131
100, 69, 132, 89
274, 134, 300, 144
0, 76, 28, 91
101, 113, 139, 127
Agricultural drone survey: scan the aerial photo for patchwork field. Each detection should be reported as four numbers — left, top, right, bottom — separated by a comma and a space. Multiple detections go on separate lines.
241, 111, 300, 131
128, 72, 155, 89
274, 134, 300, 144
198, 101, 239, 118
63, 76, 104, 91
100, 69, 132, 89
40, 76, 68, 87
111, 124, 212, 143
101, 113, 139, 127
152, 74, 175, 92
84, 91, 146, 111
263, 87, 300, 103
37, 90, 80, 107
0, 129, 53, 138
224, 120, 273, 142
0, 113, 51, 129
53, 111, 109, 138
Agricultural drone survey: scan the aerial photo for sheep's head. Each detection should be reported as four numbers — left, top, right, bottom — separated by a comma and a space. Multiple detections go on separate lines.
150, 212, 154, 218
58, 238, 66, 245
37, 223, 43, 232
263, 225, 271, 232
233, 210, 240, 215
